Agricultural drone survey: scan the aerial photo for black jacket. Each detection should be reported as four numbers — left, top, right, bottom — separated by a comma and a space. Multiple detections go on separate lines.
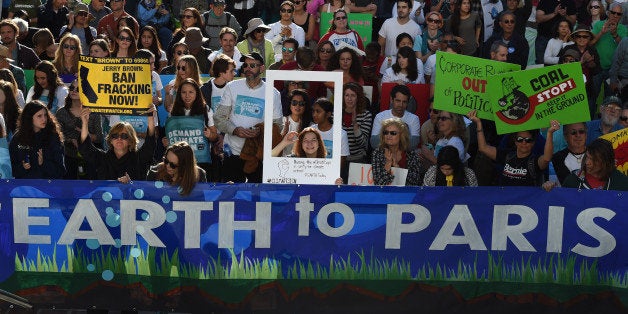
483, 31, 529, 69
9, 130, 65, 179
79, 134, 156, 181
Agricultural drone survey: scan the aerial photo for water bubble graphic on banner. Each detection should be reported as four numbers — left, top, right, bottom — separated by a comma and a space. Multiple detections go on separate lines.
130, 248, 141, 258
106, 207, 114, 215
102, 270, 114, 281
134, 189, 145, 199
87, 264, 95, 271
86, 239, 100, 249
166, 211, 177, 223
154, 181, 164, 188
102, 192, 113, 202
162, 195, 170, 204
106, 212, 120, 227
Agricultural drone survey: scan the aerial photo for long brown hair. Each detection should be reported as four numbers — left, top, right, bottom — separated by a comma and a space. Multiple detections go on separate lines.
53, 33, 82, 74
154, 141, 200, 195
294, 127, 326, 158
0, 80, 21, 135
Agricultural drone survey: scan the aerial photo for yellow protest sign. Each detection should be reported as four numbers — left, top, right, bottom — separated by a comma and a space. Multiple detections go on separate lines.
601, 128, 628, 175
78, 56, 152, 115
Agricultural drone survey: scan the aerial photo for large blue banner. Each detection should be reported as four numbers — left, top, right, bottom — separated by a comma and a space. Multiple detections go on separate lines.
0, 180, 626, 310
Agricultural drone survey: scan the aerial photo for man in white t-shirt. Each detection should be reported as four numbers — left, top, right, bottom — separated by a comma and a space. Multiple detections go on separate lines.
377, 0, 421, 57
215, 52, 283, 183
371, 84, 421, 149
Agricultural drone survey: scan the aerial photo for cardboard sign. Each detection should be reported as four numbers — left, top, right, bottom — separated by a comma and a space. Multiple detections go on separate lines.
433, 52, 520, 120
601, 128, 628, 176
320, 13, 372, 45
78, 56, 152, 115
165, 116, 211, 163
490, 63, 590, 134
380, 83, 430, 124
263, 70, 343, 185
347, 162, 408, 186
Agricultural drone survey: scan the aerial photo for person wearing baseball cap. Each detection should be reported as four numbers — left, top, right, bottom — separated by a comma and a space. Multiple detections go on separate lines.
237, 18, 274, 69
202, 0, 242, 51
214, 51, 283, 183
59, 3, 98, 53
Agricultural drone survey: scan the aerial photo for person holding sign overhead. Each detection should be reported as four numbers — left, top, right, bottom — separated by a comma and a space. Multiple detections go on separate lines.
146, 141, 207, 195
467, 109, 559, 186
371, 117, 422, 186
78, 105, 156, 183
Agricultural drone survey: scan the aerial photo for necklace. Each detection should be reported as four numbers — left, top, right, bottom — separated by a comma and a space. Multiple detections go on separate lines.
569, 151, 585, 163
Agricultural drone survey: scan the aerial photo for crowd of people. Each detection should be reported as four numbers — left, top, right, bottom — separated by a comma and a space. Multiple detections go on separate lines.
0, 0, 626, 192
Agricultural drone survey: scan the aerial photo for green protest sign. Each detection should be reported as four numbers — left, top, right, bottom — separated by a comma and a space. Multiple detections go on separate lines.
320, 13, 372, 45
490, 63, 590, 135
433, 51, 520, 120
165, 115, 211, 163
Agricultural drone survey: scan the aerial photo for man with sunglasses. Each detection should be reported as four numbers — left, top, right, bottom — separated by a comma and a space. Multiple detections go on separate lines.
590, 2, 626, 100
60, 3, 98, 53
266, 1, 305, 62
552, 122, 588, 184
203, 0, 242, 51
214, 52, 283, 183
0, 19, 39, 70
97, 0, 139, 39
268, 38, 298, 70
88, 0, 112, 28
482, 12, 528, 68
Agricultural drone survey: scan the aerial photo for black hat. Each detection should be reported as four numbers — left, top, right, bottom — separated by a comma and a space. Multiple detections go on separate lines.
240, 52, 264, 64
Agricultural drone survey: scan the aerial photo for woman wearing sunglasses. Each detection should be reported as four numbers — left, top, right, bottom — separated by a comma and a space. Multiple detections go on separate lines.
146, 141, 207, 195
55, 79, 103, 179
160, 42, 188, 74
314, 40, 335, 70
468, 109, 559, 186
421, 110, 468, 165
372, 117, 422, 186
164, 55, 201, 113
168, 8, 205, 62
78, 105, 156, 183
52, 34, 81, 84
420, 11, 444, 64
319, 9, 363, 51
112, 27, 137, 58
277, 89, 312, 156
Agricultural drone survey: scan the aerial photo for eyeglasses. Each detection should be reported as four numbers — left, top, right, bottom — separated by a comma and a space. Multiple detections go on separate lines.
291, 100, 307, 106
280, 8, 293, 13
590, 5, 600, 9
502, 19, 515, 24
383, 130, 398, 136
111, 133, 130, 140
569, 129, 586, 135
516, 136, 534, 143
76, 11, 89, 17
175, 50, 188, 55
319, 48, 333, 53
609, 10, 623, 16
180, 14, 194, 19
176, 65, 187, 71
427, 18, 441, 23
282, 47, 295, 53
68, 85, 79, 92
605, 105, 622, 112
620, 116, 628, 121
118, 35, 132, 42
63, 44, 77, 50
574, 34, 590, 39
164, 158, 178, 169
335, 16, 347, 20
289, 81, 304, 86
437, 116, 452, 121
242, 62, 260, 69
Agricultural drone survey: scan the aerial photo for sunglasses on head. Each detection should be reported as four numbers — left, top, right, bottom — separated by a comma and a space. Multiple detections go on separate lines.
175, 50, 188, 55
291, 100, 306, 106
569, 129, 586, 135
111, 133, 130, 140
282, 47, 295, 53
164, 158, 178, 169
383, 130, 398, 136
516, 136, 534, 143
118, 35, 132, 42
280, 8, 293, 13
68, 85, 79, 92
63, 44, 77, 50
242, 62, 259, 69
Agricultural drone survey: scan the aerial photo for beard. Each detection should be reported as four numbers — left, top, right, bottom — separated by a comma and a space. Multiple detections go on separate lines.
601, 114, 619, 127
